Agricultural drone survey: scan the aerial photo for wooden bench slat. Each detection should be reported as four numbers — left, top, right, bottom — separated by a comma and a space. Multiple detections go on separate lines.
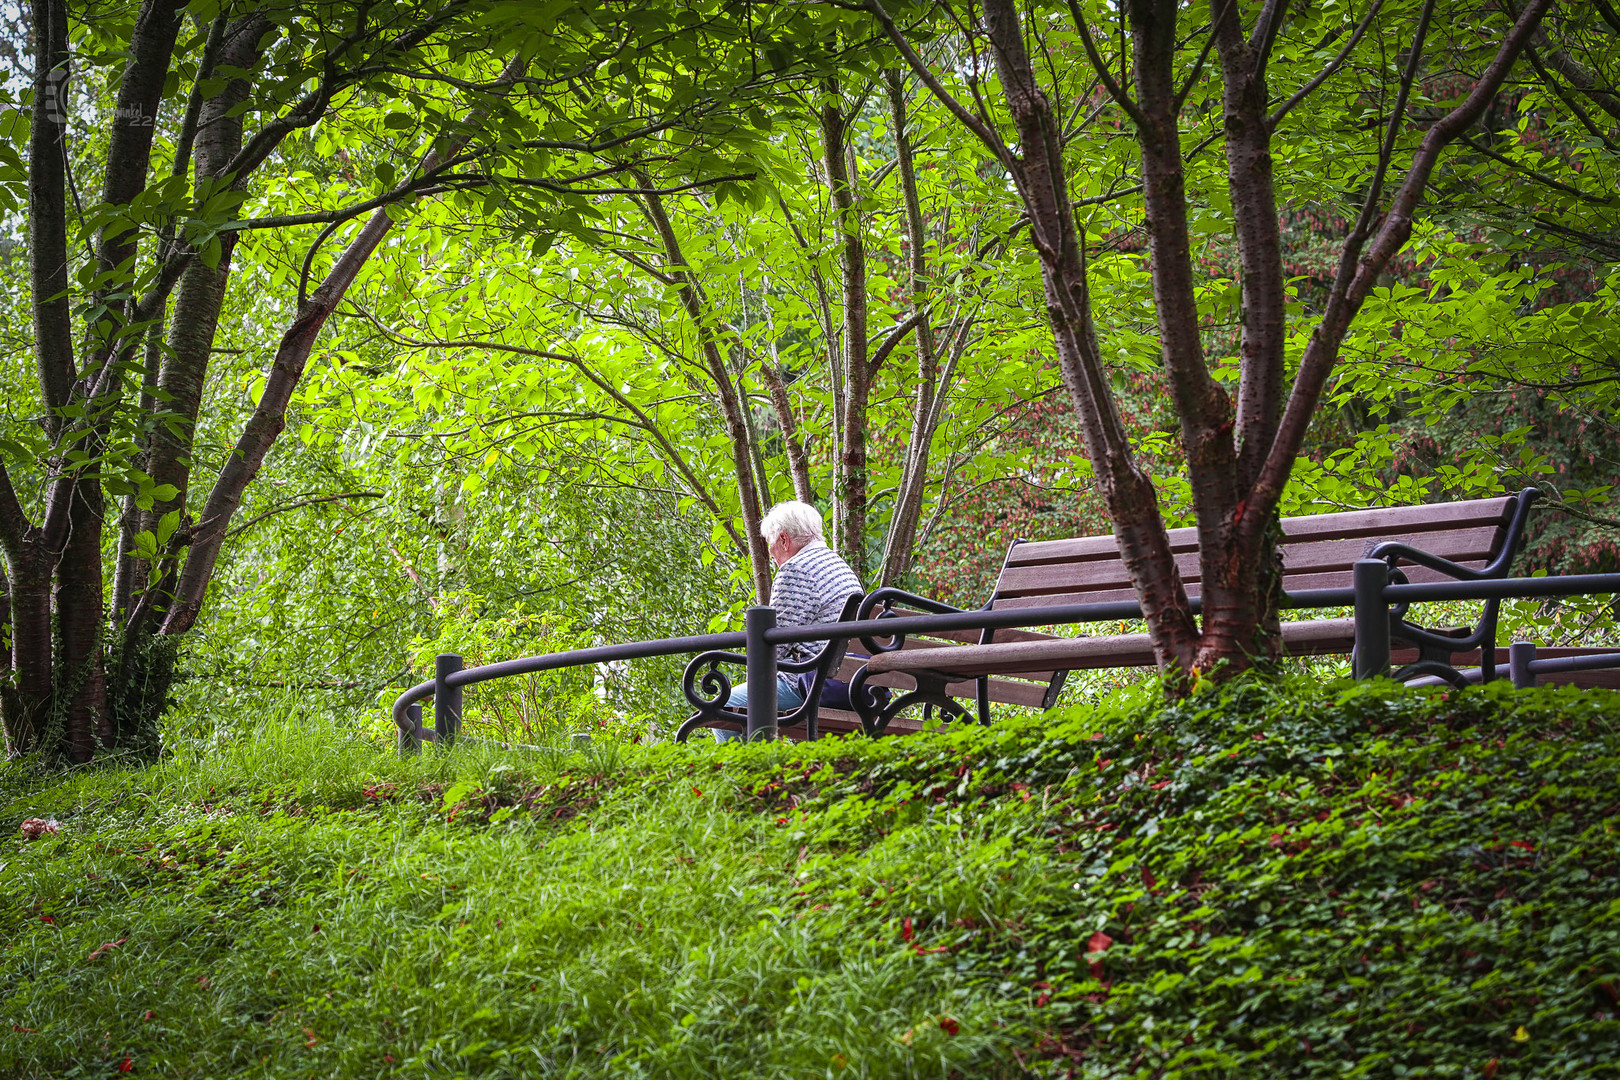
1004, 497, 1513, 568
868, 618, 1362, 678
990, 559, 1492, 610
995, 526, 1503, 598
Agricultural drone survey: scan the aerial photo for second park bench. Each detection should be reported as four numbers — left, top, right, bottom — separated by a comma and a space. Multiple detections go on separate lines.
844, 490, 1543, 734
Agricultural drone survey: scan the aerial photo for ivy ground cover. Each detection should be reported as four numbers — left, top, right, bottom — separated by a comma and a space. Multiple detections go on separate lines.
1, 678, 1616, 1078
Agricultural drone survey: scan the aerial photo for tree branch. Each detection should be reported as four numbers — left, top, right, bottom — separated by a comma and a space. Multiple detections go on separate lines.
1253, 0, 1553, 508
225, 492, 383, 540
1267, 0, 1385, 130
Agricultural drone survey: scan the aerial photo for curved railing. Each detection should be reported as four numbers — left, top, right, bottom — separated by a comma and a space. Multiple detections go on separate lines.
391, 568, 1620, 751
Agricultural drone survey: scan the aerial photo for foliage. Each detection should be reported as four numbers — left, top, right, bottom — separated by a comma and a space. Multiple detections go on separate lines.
2, 678, 1616, 1077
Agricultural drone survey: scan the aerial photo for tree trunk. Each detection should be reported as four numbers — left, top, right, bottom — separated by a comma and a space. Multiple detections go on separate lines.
638, 187, 774, 603
981, 0, 1201, 674
821, 85, 872, 578
879, 68, 940, 588
161, 55, 531, 635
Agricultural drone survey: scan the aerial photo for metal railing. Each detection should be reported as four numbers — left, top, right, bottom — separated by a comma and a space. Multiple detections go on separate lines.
392, 563, 1620, 750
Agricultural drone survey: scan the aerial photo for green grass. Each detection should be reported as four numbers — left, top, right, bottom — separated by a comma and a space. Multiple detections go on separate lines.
2, 677, 1618, 1078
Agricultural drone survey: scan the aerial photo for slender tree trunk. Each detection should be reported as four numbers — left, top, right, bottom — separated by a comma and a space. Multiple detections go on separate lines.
981, 0, 1201, 673
638, 188, 773, 603
28, 0, 73, 442
879, 68, 940, 588
822, 85, 872, 578
757, 344, 814, 503
161, 56, 532, 634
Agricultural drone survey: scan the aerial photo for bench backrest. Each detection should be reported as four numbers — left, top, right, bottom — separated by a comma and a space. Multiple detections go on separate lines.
989, 496, 1520, 611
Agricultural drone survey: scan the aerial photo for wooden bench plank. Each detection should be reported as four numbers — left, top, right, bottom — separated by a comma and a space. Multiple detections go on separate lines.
868, 618, 1362, 678
996, 526, 1503, 598
1004, 498, 1514, 568
990, 559, 1493, 609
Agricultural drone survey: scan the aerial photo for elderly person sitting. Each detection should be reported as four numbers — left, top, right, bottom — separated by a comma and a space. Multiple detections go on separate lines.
717, 500, 862, 738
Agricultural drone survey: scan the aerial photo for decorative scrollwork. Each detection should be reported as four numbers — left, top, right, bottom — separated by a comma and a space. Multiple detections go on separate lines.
682, 649, 746, 717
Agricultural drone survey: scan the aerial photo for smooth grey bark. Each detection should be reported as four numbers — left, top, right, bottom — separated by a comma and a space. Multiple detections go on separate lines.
878, 68, 942, 588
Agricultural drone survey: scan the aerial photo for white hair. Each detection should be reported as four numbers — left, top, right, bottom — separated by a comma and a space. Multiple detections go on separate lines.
760, 501, 824, 548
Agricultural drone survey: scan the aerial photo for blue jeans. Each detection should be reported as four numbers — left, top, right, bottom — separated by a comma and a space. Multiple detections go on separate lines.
715, 675, 805, 742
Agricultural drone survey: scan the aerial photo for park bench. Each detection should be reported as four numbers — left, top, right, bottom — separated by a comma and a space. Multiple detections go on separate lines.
675, 592, 1066, 742
845, 490, 1549, 733
397, 488, 1620, 751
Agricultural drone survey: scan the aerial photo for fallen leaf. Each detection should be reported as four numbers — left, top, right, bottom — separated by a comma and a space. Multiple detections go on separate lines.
901, 917, 914, 943
1513, 1025, 1530, 1042
899, 1028, 914, 1046
1483, 1059, 1500, 1080
303, 1026, 319, 1048
19, 818, 59, 839
87, 937, 128, 962
1086, 931, 1114, 979
117, 1057, 133, 1073
939, 1016, 960, 1036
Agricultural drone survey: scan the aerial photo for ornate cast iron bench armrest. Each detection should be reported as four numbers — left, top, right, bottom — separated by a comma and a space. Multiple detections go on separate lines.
677, 593, 865, 743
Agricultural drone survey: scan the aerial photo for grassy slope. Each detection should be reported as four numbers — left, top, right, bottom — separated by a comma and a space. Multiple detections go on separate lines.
1, 678, 1617, 1079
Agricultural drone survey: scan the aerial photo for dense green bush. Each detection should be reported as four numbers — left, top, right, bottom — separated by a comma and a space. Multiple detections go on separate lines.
1, 678, 1615, 1077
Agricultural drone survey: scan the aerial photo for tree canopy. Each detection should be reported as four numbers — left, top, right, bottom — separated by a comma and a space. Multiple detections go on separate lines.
2, 0, 1618, 757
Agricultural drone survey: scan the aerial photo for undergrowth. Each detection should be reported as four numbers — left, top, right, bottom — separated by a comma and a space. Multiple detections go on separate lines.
1, 676, 1617, 1078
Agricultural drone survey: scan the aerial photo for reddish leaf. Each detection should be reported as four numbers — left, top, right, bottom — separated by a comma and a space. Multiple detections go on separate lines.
901, 917, 914, 943
1483, 1058, 1500, 1080
117, 1057, 133, 1073
938, 1016, 960, 1036
303, 1027, 319, 1048
87, 936, 128, 962
1086, 932, 1113, 980
19, 818, 59, 839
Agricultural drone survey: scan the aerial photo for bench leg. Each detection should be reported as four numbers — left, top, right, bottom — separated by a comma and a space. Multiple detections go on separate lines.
865, 673, 973, 736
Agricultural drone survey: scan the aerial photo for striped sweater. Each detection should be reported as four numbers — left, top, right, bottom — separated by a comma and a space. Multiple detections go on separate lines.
772, 540, 863, 664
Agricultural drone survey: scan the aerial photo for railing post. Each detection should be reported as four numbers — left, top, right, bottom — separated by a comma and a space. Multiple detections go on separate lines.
401, 703, 423, 753
1510, 641, 1537, 688
745, 606, 777, 743
1352, 559, 1391, 680
435, 653, 463, 746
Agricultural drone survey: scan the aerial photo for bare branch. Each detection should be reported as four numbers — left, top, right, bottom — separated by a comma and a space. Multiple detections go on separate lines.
1065, 0, 1151, 129
1268, 0, 1386, 129
225, 492, 383, 541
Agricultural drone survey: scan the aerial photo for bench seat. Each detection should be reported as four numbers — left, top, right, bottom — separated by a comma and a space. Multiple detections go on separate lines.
865, 618, 1362, 680
849, 490, 1548, 731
